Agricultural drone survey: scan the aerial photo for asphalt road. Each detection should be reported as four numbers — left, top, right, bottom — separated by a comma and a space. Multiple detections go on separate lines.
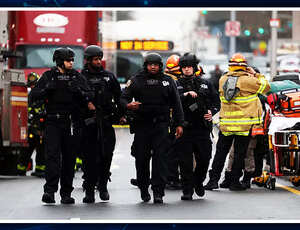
1, 128, 300, 221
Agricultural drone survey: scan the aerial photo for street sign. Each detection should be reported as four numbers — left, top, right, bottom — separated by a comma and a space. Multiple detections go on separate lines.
225, 20, 240, 37
196, 26, 210, 38
270, 18, 280, 28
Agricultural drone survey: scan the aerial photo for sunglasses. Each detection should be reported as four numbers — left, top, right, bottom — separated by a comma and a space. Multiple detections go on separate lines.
65, 58, 74, 62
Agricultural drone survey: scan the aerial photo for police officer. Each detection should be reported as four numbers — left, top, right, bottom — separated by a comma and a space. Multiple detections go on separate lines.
31, 47, 91, 204
17, 72, 46, 178
175, 53, 220, 200
121, 52, 184, 204
81, 45, 125, 203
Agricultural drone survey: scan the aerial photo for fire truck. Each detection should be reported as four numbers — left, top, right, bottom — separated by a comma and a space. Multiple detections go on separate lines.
7, 11, 100, 78
0, 11, 101, 175
0, 51, 28, 175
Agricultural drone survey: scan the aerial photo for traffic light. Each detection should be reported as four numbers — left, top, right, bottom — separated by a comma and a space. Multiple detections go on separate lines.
244, 29, 251, 36
258, 27, 264, 34
201, 10, 208, 15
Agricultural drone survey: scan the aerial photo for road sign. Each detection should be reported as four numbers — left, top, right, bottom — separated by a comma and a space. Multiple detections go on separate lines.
196, 26, 210, 38
270, 18, 280, 28
225, 20, 240, 37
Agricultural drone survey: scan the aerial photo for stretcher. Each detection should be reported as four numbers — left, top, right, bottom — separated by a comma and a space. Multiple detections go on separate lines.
265, 115, 300, 190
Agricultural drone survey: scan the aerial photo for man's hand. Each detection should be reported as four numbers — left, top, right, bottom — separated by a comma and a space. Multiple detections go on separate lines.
127, 101, 142, 111
204, 110, 212, 121
184, 91, 198, 98
175, 126, 183, 139
88, 102, 96, 111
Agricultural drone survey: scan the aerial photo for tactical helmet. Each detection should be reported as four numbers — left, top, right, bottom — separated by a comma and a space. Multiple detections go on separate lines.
84, 45, 103, 60
165, 54, 181, 74
143, 52, 163, 71
53, 47, 75, 67
179, 53, 199, 72
27, 72, 40, 87
229, 53, 247, 67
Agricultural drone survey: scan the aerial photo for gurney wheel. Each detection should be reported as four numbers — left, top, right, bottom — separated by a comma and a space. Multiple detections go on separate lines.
291, 181, 300, 187
265, 177, 276, 190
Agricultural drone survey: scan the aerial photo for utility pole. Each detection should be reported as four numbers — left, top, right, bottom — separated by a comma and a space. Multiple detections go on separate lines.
270, 11, 278, 80
229, 11, 236, 57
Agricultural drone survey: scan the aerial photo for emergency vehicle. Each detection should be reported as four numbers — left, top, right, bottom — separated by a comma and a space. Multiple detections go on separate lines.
7, 11, 100, 78
0, 11, 101, 175
0, 51, 28, 175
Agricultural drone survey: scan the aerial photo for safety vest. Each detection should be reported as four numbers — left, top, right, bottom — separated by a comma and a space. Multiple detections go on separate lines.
219, 71, 270, 136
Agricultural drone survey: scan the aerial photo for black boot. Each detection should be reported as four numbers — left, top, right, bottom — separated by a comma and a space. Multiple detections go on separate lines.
181, 192, 193, 200
83, 190, 95, 203
204, 180, 219, 190
99, 181, 110, 201
42, 192, 55, 204
241, 171, 252, 189
229, 181, 247, 191
130, 178, 138, 187
220, 171, 232, 189
61, 196, 75, 204
153, 193, 163, 204
195, 184, 205, 197
140, 188, 151, 202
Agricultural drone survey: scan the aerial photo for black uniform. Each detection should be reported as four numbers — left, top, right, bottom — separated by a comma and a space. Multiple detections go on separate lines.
81, 65, 123, 194
31, 67, 90, 199
120, 70, 184, 198
17, 91, 45, 176
175, 75, 220, 196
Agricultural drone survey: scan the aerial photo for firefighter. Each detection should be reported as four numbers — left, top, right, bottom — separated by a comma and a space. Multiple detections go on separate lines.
164, 54, 182, 190
204, 53, 270, 191
121, 52, 184, 204
81, 45, 125, 203
175, 53, 220, 200
31, 47, 91, 204
17, 72, 46, 178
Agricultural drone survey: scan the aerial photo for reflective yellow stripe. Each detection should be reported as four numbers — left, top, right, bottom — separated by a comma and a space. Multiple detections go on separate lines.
76, 157, 82, 164
257, 77, 267, 94
34, 108, 42, 113
224, 111, 244, 116
17, 164, 26, 171
220, 117, 260, 125
222, 131, 250, 136
226, 126, 242, 131
220, 94, 258, 103
35, 165, 45, 171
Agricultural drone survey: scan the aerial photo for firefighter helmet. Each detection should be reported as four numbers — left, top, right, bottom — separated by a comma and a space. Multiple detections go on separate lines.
195, 64, 205, 77
179, 53, 199, 72
166, 54, 180, 72
229, 53, 247, 67
53, 47, 75, 67
27, 72, 40, 87
84, 45, 103, 60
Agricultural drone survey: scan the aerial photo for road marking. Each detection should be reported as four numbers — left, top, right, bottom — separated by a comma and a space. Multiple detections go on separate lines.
276, 183, 300, 195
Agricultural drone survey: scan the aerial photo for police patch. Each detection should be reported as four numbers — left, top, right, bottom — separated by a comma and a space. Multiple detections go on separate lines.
162, 81, 170, 86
